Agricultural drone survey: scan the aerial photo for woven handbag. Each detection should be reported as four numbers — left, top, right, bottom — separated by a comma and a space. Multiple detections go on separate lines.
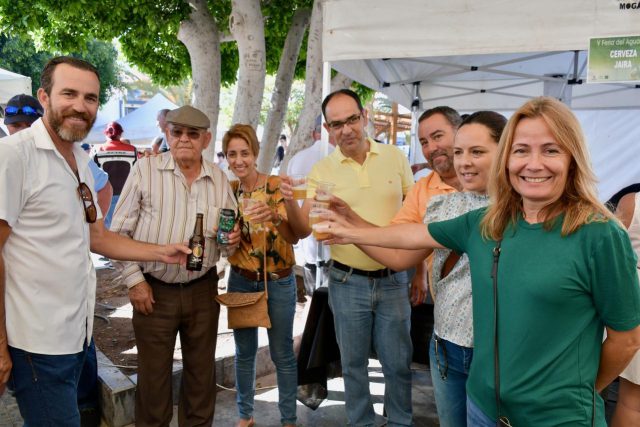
215, 289, 270, 329
216, 222, 272, 329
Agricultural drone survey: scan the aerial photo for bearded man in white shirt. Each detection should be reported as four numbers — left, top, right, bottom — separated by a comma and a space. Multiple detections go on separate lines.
0, 56, 189, 425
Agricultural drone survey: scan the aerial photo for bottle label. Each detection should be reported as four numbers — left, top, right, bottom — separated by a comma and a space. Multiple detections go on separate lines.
192, 244, 204, 258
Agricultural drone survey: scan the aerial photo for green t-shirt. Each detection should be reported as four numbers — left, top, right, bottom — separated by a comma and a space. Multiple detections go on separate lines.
429, 209, 640, 426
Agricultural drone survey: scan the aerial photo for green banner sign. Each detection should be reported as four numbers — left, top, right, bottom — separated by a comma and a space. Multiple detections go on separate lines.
588, 35, 640, 83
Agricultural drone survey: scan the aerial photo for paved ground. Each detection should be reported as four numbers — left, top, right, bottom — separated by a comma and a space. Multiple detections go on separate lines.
2, 254, 440, 426
0, 361, 439, 426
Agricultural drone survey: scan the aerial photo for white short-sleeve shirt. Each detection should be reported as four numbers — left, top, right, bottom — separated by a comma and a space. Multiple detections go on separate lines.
0, 119, 99, 355
286, 140, 334, 264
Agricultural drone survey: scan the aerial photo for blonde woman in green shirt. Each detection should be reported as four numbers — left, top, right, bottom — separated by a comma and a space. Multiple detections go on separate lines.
319, 97, 640, 426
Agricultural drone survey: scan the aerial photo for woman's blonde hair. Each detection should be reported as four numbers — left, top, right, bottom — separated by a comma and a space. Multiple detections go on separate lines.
222, 123, 260, 157
481, 97, 615, 240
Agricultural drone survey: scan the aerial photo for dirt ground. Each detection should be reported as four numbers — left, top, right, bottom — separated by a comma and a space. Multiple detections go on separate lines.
93, 268, 138, 375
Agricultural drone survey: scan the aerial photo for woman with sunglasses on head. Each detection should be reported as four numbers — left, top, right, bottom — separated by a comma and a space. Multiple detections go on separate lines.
222, 124, 302, 427
319, 97, 640, 426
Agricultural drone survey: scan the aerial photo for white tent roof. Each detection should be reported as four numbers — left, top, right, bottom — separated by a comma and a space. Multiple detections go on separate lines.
0, 68, 31, 105
85, 93, 178, 146
324, 0, 640, 110
322, 0, 640, 200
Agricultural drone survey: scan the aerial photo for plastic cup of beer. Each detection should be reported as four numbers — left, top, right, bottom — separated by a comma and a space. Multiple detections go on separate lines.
309, 201, 330, 241
315, 181, 335, 202
242, 197, 260, 225
291, 175, 307, 200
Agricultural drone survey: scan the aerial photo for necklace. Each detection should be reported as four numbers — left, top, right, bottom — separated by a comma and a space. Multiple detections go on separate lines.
241, 171, 262, 194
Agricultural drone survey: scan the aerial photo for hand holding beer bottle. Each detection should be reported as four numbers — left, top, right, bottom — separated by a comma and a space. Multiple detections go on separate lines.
186, 213, 205, 271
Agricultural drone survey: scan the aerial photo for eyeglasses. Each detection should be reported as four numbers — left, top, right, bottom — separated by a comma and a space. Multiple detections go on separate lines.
327, 113, 361, 131
77, 182, 97, 223
169, 127, 203, 139
5, 105, 41, 117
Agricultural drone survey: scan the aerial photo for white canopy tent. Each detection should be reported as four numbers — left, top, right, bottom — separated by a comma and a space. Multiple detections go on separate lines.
85, 93, 178, 146
0, 67, 31, 105
322, 0, 640, 201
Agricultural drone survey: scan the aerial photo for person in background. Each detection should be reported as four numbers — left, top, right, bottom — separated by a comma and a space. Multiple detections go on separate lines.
273, 134, 286, 169
223, 124, 302, 427
321, 97, 640, 426
285, 115, 335, 296
151, 108, 170, 153
92, 121, 137, 229
0, 55, 190, 426
612, 191, 640, 426
3, 94, 44, 135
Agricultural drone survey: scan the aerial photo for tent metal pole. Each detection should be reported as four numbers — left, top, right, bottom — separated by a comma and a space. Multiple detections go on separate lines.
316, 61, 332, 292
409, 82, 420, 165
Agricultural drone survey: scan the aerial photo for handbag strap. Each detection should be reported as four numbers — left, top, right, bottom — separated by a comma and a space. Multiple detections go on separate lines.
491, 239, 594, 427
263, 227, 268, 300
492, 240, 503, 420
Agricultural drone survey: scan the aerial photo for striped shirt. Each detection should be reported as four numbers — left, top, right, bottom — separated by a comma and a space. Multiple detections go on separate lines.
111, 153, 237, 288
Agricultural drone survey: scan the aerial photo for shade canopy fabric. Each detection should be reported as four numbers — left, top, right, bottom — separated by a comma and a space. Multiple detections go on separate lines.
85, 93, 178, 146
0, 68, 32, 105
322, 0, 640, 201
324, 0, 640, 111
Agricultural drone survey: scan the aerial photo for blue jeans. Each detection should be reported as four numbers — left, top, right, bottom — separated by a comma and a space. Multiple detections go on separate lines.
328, 266, 413, 427
8, 345, 86, 426
77, 338, 99, 412
228, 269, 298, 425
429, 334, 473, 427
467, 397, 496, 426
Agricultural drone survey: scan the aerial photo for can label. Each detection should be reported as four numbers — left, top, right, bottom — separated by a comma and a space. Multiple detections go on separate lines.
217, 208, 236, 244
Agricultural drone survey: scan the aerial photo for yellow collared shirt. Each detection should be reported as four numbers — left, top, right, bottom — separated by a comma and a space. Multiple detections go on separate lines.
308, 138, 414, 270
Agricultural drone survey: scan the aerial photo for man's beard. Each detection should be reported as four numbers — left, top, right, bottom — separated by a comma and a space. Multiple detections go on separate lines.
428, 149, 454, 176
48, 103, 96, 142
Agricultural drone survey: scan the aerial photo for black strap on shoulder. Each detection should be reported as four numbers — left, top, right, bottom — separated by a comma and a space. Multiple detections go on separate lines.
492, 240, 503, 420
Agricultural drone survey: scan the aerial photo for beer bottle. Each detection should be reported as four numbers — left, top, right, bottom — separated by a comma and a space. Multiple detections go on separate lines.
186, 213, 205, 271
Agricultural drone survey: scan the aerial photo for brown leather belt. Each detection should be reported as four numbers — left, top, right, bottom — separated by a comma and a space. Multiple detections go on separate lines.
330, 260, 396, 278
231, 265, 293, 281
143, 267, 217, 288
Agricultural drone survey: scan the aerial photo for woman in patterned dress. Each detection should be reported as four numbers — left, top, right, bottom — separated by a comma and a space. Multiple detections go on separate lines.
223, 124, 302, 427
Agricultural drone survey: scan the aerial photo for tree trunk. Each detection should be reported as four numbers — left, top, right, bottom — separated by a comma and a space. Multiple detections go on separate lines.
178, 0, 221, 163
331, 72, 353, 91
283, 0, 323, 169
281, 72, 353, 170
365, 98, 376, 138
230, 0, 266, 128
257, 8, 311, 173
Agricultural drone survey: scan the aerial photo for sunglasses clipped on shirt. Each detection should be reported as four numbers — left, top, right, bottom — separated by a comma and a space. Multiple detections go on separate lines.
4, 105, 42, 117
77, 181, 97, 224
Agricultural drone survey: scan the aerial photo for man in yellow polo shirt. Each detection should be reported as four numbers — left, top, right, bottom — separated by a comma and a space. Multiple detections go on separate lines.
301, 89, 415, 426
